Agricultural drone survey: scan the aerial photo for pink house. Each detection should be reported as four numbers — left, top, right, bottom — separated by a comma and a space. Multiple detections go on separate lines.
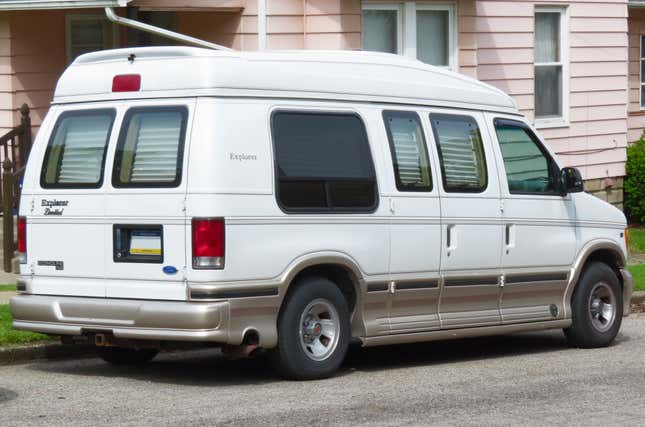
0, 0, 638, 207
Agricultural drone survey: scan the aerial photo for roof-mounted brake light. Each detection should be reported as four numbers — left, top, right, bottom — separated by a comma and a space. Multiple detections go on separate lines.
112, 74, 141, 92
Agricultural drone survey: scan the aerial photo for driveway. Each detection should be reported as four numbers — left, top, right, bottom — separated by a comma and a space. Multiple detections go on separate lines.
1, 315, 644, 426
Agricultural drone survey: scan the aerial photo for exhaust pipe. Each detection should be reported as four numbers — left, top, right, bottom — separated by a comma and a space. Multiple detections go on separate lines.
104, 7, 233, 52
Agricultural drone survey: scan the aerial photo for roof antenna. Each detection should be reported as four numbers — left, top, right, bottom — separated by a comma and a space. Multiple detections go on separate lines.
104, 7, 233, 52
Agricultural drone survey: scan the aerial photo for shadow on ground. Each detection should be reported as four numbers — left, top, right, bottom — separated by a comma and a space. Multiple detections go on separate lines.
25, 328, 595, 387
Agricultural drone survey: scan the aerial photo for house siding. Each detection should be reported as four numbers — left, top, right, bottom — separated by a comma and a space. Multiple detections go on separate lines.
472, 0, 629, 182
10, 10, 67, 134
0, 14, 12, 134
628, 6, 645, 143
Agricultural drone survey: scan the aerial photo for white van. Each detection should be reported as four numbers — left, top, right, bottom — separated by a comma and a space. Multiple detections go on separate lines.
11, 47, 633, 379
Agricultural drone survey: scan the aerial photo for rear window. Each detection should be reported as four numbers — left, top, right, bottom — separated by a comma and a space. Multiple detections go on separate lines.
41, 109, 115, 188
271, 111, 378, 212
112, 106, 188, 188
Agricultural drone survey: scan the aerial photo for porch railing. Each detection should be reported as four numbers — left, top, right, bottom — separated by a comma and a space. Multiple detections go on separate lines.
2, 104, 32, 272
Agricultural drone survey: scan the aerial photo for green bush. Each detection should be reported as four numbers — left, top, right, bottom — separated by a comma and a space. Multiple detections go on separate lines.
625, 138, 645, 223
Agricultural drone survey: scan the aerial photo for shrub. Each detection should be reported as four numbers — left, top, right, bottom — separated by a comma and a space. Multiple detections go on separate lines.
625, 137, 645, 223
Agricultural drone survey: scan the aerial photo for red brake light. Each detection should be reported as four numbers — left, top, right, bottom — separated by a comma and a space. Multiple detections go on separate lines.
17, 216, 26, 262
112, 74, 141, 92
192, 218, 225, 269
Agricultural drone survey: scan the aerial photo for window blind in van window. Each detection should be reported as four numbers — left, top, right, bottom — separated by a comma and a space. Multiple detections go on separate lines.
113, 107, 187, 187
430, 114, 487, 193
383, 111, 432, 192
130, 113, 181, 182
41, 110, 114, 188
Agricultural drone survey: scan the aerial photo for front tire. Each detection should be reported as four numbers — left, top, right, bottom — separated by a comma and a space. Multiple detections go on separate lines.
271, 276, 351, 380
564, 262, 623, 348
97, 347, 159, 365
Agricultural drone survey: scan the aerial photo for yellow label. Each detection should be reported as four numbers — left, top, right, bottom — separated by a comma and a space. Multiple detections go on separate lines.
130, 248, 162, 255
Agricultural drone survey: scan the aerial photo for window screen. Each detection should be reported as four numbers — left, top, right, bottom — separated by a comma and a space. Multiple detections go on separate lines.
362, 9, 399, 54
272, 111, 378, 212
534, 10, 564, 118
383, 111, 432, 192
41, 109, 115, 188
416, 10, 449, 66
430, 114, 487, 193
494, 119, 559, 195
113, 107, 187, 188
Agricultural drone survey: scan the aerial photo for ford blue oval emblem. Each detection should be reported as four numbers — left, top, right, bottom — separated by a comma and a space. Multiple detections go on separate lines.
163, 266, 178, 275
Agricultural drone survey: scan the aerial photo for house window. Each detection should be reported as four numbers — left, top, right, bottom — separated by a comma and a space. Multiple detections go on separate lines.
66, 15, 116, 63
362, 2, 455, 69
641, 35, 645, 108
534, 7, 568, 126
125, 10, 178, 47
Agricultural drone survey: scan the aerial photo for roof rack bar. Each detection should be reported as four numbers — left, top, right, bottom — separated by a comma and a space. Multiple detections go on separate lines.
104, 7, 233, 52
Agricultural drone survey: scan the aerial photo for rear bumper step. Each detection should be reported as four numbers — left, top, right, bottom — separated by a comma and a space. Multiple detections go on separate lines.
10, 294, 230, 343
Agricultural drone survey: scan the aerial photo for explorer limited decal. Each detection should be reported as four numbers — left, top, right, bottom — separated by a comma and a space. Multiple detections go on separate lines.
41, 199, 68, 216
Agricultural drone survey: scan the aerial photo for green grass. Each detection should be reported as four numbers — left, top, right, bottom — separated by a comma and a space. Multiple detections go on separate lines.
0, 284, 16, 292
0, 304, 51, 346
630, 228, 645, 254
628, 264, 645, 292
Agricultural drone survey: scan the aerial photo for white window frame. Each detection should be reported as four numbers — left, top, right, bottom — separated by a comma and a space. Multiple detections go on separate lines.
640, 35, 645, 110
534, 6, 569, 129
65, 14, 118, 64
362, 1, 457, 71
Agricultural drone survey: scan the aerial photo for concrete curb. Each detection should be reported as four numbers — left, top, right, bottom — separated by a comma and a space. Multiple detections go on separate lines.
1, 291, 645, 366
0, 343, 95, 365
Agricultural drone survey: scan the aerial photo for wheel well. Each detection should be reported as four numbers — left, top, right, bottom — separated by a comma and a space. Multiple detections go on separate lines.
285, 264, 359, 314
583, 249, 623, 288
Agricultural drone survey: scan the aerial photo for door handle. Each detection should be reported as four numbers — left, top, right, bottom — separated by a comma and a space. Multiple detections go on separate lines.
446, 225, 456, 254
505, 224, 515, 253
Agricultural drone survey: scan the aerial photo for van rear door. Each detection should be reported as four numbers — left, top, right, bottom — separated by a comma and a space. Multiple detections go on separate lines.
103, 100, 193, 301
28, 106, 116, 297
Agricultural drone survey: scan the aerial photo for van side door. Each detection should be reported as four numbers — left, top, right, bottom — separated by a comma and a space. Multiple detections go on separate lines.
383, 110, 442, 333
428, 111, 503, 328
486, 114, 575, 323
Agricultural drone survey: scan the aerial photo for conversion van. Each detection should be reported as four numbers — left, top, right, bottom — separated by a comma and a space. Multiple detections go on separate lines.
10, 47, 633, 380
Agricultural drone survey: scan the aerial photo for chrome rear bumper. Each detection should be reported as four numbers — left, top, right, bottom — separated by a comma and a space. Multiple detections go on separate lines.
10, 294, 230, 342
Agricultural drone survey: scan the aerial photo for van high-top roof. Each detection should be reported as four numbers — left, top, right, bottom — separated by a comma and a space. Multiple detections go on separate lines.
53, 46, 519, 114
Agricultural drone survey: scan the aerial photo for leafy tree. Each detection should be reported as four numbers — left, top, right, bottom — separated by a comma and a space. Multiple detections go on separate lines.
625, 137, 645, 223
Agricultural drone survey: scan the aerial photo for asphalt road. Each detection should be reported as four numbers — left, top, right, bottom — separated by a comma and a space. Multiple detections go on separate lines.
2, 315, 645, 426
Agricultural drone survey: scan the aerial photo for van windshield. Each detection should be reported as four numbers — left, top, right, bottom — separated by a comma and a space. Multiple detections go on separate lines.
41, 109, 115, 188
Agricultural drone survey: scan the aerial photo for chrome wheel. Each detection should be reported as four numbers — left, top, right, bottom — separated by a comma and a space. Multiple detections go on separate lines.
298, 298, 340, 361
588, 282, 617, 333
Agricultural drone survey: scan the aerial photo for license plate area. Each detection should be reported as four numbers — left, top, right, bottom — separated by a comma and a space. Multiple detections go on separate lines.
113, 224, 163, 263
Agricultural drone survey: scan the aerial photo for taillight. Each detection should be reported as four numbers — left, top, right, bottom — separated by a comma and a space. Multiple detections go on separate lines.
112, 74, 141, 92
17, 216, 26, 264
192, 218, 225, 269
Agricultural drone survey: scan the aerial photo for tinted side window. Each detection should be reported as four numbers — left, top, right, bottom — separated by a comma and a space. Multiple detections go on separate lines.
112, 106, 188, 188
383, 111, 432, 192
41, 109, 115, 188
272, 111, 378, 212
494, 119, 559, 195
430, 113, 487, 193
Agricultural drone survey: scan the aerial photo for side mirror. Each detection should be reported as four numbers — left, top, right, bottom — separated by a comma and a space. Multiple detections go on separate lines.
560, 167, 584, 195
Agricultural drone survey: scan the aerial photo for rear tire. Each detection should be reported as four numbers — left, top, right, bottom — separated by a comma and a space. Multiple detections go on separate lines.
97, 347, 159, 365
270, 276, 351, 380
564, 261, 622, 348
